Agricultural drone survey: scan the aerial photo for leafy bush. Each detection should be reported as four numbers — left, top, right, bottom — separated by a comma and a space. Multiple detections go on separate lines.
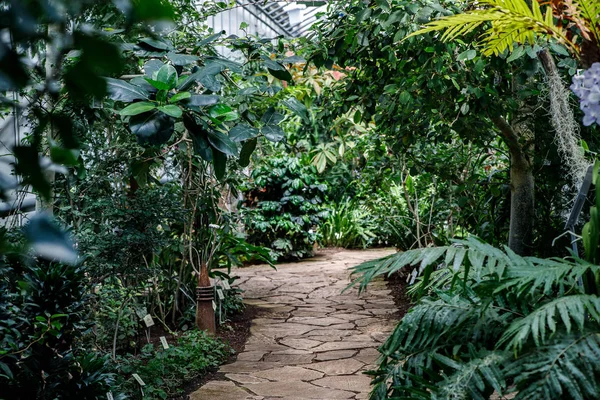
351, 235, 600, 399
241, 155, 328, 260
0, 253, 113, 399
111, 330, 229, 399
319, 198, 377, 248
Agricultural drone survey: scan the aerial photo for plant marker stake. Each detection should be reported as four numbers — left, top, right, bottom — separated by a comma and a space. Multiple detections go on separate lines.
160, 336, 169, 349
143, 314, 155, 328
217, 288, 225, 300
222, 280, 231, 290
106, 392, 114, 400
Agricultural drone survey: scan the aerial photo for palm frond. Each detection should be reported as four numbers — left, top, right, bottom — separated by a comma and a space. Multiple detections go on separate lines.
575, 0, 600, 45
498, 294, 600, 352
433, 351, 508, 400
405, 0, 576, 56
509, 332, 600, 399
349, 237, 510, 294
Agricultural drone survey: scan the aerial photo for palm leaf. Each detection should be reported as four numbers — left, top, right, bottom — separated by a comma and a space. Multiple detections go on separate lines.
498, 294, 600, 352
509, 332, 600, 399
405, 0, 577, 56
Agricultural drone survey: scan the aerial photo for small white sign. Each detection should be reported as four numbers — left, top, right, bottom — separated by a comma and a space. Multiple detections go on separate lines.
222, 281, 231, 290
212, 300, 217, 311
132, 373, 146, 386
106, 392, 114, 400
159, 336, 169, 349
143, 314, 155, 328
217, 289, 225, 300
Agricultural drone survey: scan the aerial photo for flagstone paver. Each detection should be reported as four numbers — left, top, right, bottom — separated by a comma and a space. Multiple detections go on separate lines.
192, 248, 396, 400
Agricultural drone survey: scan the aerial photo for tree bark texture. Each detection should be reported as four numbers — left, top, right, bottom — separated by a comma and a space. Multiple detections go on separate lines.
491, 115, 535, 255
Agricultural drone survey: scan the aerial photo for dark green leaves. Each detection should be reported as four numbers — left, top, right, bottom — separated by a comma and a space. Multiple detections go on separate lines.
212, 150, 227, 181
261, 107, 285, 125
283, 97, 310, 123
105, 78, 150, 101
239, 138, 257, 167
262, 58, 293, 81
207, 130, 238, 156
229, 124, 259, 142
128, 110, 174, 145
262, 125, 285, 142
120, 101, 156, 116
186, 95, 220, 106
23, 214, 77, 265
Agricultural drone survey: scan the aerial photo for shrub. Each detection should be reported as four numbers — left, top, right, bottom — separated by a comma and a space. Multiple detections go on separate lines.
319, 198, 377, 248
240, 155, 328, 260
351, 237, 600, 399
111, 330, 230, 399
0, 253, 113, 399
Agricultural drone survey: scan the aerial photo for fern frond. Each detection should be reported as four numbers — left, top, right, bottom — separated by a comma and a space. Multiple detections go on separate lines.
433, 351, 508, 400
405, 0, 577, 56
575, 0, 600, 45
498, 258, 600, 296
498, 294, 600, 353
350, 237, 510, 294
509, 332, 600, 399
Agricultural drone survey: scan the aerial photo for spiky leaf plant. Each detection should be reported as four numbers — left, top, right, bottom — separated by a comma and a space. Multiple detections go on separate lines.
351, 236, 600, 399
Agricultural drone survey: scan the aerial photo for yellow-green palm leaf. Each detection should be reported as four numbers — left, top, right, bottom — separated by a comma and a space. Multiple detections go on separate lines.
406, 0, 577, 56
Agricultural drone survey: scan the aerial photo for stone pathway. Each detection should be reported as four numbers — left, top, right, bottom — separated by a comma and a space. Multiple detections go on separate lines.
191, 248, 397, 400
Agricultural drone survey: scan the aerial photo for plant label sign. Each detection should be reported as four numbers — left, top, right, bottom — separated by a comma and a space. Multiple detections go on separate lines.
212, 300, 217, 311
160, 336, 169, 349
222, 281, 231, 290
106, 392, 114, 400
143, 314, 155, 328
217, 288, 225, 300
132, 373, 146, 386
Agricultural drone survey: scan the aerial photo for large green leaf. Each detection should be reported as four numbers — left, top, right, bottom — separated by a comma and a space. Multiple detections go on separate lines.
229, 124, 259, 142
129, 110, 174, 145
139, 37, 174, 51
169, 91, 191, 103
183, 114, 212, 161
261, 107, 285, 125
105, 78, 150, 102
177, 64, 223, 91
153, 64, 178, 89
212, 150, 227, 181
239, 138, 257, 167
186, 95, 220, 106
23, 214, 77, 265
143, 59, 164, 77
261, 125, 285, 142
157, 105, 182, 118
166, 52, 199, 66
120, 101, 156, 116
207, 130, 238, 156
283, 97, 310, 123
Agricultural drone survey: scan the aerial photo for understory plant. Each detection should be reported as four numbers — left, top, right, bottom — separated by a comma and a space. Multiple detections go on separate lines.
352, 237, 600, 399
319, 198, 377, 248
350, 164, 600, 399
240, 154, 328, 260
111, 330, 229, 399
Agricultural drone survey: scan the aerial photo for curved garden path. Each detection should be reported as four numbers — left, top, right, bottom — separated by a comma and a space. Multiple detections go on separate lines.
191, 248, 397, 400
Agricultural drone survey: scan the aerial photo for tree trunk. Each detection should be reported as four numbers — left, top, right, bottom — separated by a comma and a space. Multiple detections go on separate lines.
508, 150, 534, 255
491, 115, 535, 255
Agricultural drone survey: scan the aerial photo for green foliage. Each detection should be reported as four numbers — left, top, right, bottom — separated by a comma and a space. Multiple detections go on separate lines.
351, 234, 600, 399
0, 256, 113, 398
111, 330, 229, 399
241, 155, 328, 260
319, 199, 376, 248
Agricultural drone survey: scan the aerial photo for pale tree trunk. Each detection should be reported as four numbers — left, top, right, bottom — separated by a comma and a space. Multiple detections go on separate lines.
491, 115, 535, 255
